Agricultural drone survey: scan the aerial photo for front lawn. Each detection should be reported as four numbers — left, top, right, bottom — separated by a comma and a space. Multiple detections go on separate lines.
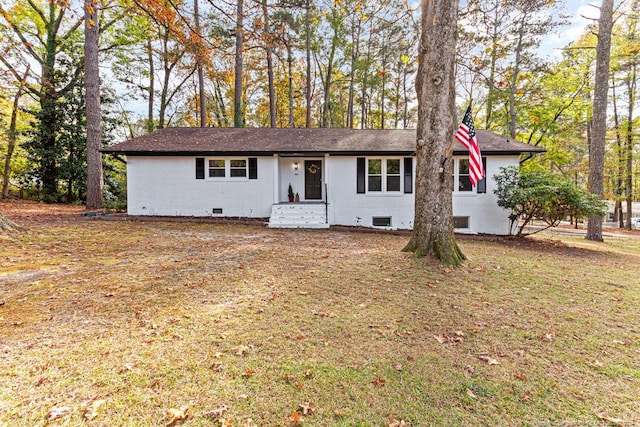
1, 201, 638, 426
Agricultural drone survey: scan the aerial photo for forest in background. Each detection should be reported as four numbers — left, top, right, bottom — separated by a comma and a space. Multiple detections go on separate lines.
0, 0, 638, 222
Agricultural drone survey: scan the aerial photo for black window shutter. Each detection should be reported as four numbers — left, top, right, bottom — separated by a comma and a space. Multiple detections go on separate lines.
357, 157, 366, 193
248, 157, 258, 179
404, 157, 413, 194
196, 157, 205, 179
477, 157, 487, 194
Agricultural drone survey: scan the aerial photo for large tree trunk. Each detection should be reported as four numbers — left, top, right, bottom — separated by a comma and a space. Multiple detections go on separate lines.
85, 0, 103, 209
403, 0, 465, 266
0, 212, 25, 233
587, 0, 614, 242
2, 67, 29, 199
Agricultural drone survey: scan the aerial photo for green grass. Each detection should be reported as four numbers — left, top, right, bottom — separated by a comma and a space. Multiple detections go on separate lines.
0, 206, 639, 426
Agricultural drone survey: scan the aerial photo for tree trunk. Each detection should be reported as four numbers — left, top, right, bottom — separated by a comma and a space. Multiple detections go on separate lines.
2, 67, 29, 199
403, 0, 465, 266
85, 0, 103, 209
0, 213, 25, 233
624, 12, 638, 230
194, 0, 206, 127
360, 25, 374, 129
146, 39, 155, 133
347, 17, 361, 129
40, 2, 60, 202
508, 13, 526, 140
586, 0, 614, 242
611, 75, 625, 228
262, 0, 276, 127
305, 0, 311, 128
234, 0, 244, 128
287, 43, 295, 127
484, 10, 499, 130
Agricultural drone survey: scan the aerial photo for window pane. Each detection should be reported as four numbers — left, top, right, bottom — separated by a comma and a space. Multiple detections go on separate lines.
208, 159, 225, 178
453, 216, 469, 228
386, 159, 400, 174
458, 159, 472, 191
387, 176, 400, 192
368, 176, 382, 192
368, 159, 382, 174
230, 159, 247, 177
459, 159, 470, 174
458, 176, 473, 191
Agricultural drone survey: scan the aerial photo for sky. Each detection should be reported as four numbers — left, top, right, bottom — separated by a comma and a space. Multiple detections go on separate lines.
539, 0, 602, 60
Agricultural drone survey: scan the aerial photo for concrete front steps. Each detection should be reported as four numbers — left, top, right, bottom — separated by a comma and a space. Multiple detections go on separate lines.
268, 203, 329, 229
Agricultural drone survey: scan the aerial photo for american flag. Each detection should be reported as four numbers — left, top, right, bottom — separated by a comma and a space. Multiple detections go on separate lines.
455, 105, 484, 186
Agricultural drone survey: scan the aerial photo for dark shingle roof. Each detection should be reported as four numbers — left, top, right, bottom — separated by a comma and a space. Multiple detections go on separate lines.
102, 127, 546, 156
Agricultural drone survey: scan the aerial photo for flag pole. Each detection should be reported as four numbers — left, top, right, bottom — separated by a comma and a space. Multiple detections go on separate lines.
443, 100, 473, 165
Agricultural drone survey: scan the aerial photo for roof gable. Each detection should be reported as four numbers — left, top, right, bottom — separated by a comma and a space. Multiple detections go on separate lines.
102, 127, 546, 156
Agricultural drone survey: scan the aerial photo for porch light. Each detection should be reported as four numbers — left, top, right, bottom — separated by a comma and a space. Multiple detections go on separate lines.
294, 162, 299, 171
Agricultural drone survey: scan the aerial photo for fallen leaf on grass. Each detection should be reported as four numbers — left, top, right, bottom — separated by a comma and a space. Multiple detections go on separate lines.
466, 388, 478, 399
394, 363, 403, 371
613, 339, 631, 346
82, 398, 106, 420
388, 415, 406, 427
298, 401, 315, 415
479, 355, 500, 365
203, 404, 229, 418
372, 376, 386, 387
572, 391, 585, 401
513, 371, 526, 380
520, 391, 532, 401
541, 332, 555, 342
433, 333, 463, 345
46, 406, 71, 421
242, 369, 255, 377
594, 411, 625, 425
289, 411, 302, 425
433, 334, 447, 344
232, 345, 250, 356
166, 405, 189, 426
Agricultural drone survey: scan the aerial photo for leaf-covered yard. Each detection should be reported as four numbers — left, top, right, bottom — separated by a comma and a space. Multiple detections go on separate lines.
1, 201, 639, 426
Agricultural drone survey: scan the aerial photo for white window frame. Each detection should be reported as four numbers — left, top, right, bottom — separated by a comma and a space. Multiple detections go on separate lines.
452, 158, 474, 193
206, 158, 248, 180
366, 157, 402, 194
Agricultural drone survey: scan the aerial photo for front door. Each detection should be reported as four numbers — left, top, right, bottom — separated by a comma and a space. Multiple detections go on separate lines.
304, 160, 322, 200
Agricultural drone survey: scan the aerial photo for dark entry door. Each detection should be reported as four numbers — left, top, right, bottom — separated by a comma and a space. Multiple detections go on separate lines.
304, 160, 322, 200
